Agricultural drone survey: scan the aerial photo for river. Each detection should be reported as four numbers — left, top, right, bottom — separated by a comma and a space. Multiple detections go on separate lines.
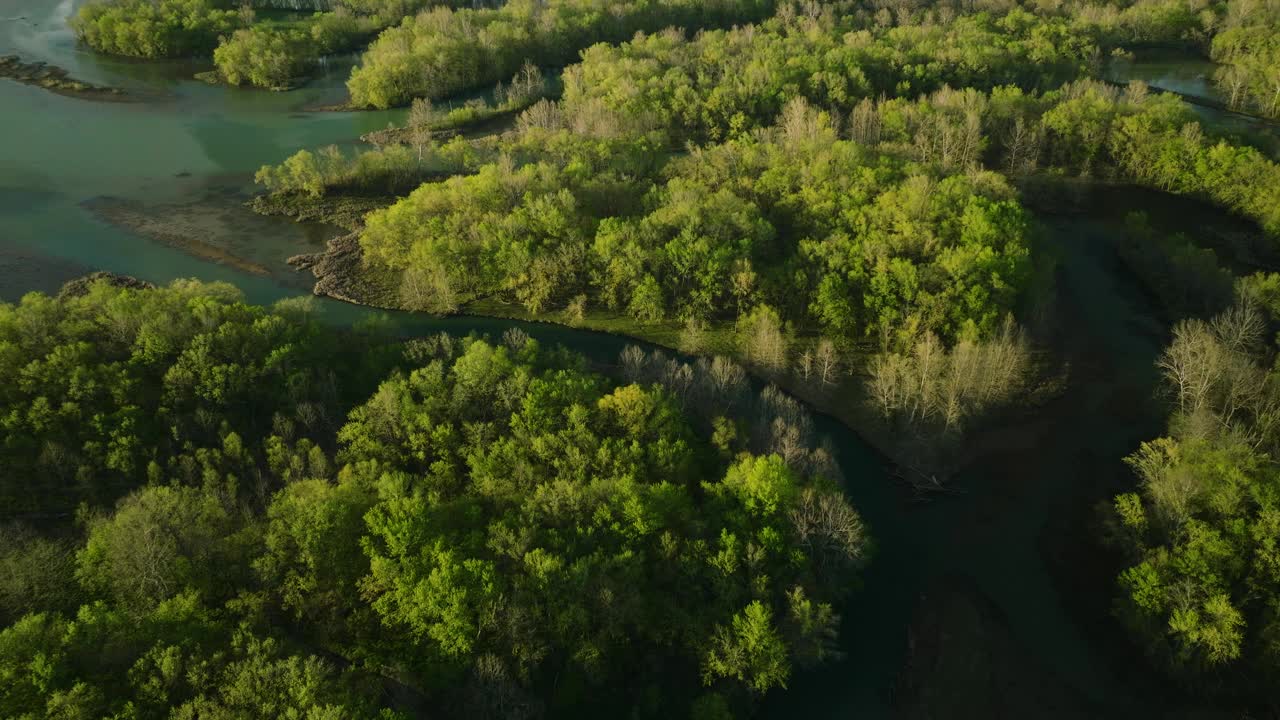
0, 6, 1260, 717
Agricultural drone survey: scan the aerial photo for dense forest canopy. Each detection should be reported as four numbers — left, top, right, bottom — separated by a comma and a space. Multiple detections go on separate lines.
71, 0, 486, 87
345, 0, 777, 108
358, 113, 1033, 347
31, 0, 1280, 715
250, 0, 1280, 486
0, 280, 867, 719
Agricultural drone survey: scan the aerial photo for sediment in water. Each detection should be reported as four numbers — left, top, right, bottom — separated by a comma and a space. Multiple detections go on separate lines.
0, 54, 135, 102
84, 196, 276, 277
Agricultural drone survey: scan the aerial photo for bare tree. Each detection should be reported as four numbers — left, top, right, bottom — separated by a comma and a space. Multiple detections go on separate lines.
797, 349, 814, 383
816, 339, 841, 387
565, 294, 587, 326
1158, 320, 1223, 413
730, 259, 758, 317
1005, 117, 1041, 175
409, 97, 436, 163
740, 306, 789, 374
679, 316, 708, 354
790, 487, 868, 565
465, 654, 542, 720
863, 317, 1032, 469
1211, 301, 1265, 355
848, 97, 882, 146
706, 355, 747, 412
620, 345, 649, 384
502, 327, 531, 352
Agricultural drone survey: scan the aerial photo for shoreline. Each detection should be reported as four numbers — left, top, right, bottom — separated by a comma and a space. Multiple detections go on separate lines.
1102, 76, 1280, 129
0, 54, 137, 102
288, 228, 1063, 490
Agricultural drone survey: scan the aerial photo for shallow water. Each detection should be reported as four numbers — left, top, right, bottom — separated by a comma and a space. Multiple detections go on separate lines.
1, 5, 1270, 717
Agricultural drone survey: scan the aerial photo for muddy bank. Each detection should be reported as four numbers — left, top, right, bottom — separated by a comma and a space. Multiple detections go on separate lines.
58, 271, 155, 299
85, 196, 276, 277
249, 190, 391, 231
288, 232, 399, 308
0, 54, 135, 102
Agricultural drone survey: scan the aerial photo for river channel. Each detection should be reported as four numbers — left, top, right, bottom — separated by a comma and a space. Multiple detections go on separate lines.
2, 4, 1269, 716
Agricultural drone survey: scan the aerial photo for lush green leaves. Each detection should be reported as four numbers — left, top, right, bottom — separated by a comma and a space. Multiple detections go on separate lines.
0, 284, 867, 718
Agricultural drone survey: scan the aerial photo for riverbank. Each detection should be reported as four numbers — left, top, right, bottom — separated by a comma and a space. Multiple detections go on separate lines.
360, 102, 530, 145
1103, 74, 1280, 129
194, 69, 301, 93
57, 271, 154, 298
287, 224, 1066, 492
249, 190, 391, 231
0, 54, 134, 101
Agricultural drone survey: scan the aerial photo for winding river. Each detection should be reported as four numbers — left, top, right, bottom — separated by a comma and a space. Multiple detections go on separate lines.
1, 3, 1265, 716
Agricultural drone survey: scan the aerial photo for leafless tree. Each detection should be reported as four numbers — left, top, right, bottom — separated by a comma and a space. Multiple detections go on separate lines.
816, 339, 841, 387
620, 345, 649, 384
502, 327, 530, 352
848, 97, 882, 146
797, 349, 814, 383
565, 294, 587, 326
464, 654, 542, 720
679, 316, 708, 354
740, 307, 789, 374
790, 487, 868, 565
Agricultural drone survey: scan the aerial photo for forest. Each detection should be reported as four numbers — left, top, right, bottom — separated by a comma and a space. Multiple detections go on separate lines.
0, 279, 865, 718
19, 0, 1280, 715
254, 2, 1280, 473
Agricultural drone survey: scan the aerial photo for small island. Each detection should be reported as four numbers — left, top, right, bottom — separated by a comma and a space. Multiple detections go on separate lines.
0, 54, 132, 101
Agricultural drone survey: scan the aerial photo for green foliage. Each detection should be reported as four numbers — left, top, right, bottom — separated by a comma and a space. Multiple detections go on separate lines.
214, 27, 315, 89
361, 114, 1034, 345
562, 8, 1098, 143
846, 79, 1280, 238
702, 601, 790, 693
1116, 211, 1234, 319
365, 159, 593, 306
255, 143, 454, 198
0, 279, 392, 518
1238, 271, 1280, 321
343, 338, 862, 708
347, 0, 776, 108
1211, 4, 1280, 118
0, 285, 868, 718
71, 0, 238, 58
0, 597, 394, 719
1113, 436, 1276, 678
1108, 302, 1280, 698
0, 525, 81, 626
76, 481, 256, 611
73, 0, 438, 84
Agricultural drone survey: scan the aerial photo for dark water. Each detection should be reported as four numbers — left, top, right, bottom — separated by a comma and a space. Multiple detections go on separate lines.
2, 5, 1270, 716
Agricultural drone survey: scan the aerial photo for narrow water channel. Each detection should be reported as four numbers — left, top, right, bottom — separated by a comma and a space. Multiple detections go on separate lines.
1, 5, 1269, 716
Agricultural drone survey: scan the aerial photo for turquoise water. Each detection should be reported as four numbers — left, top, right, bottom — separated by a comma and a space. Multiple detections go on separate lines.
3, 5, 1261, 716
